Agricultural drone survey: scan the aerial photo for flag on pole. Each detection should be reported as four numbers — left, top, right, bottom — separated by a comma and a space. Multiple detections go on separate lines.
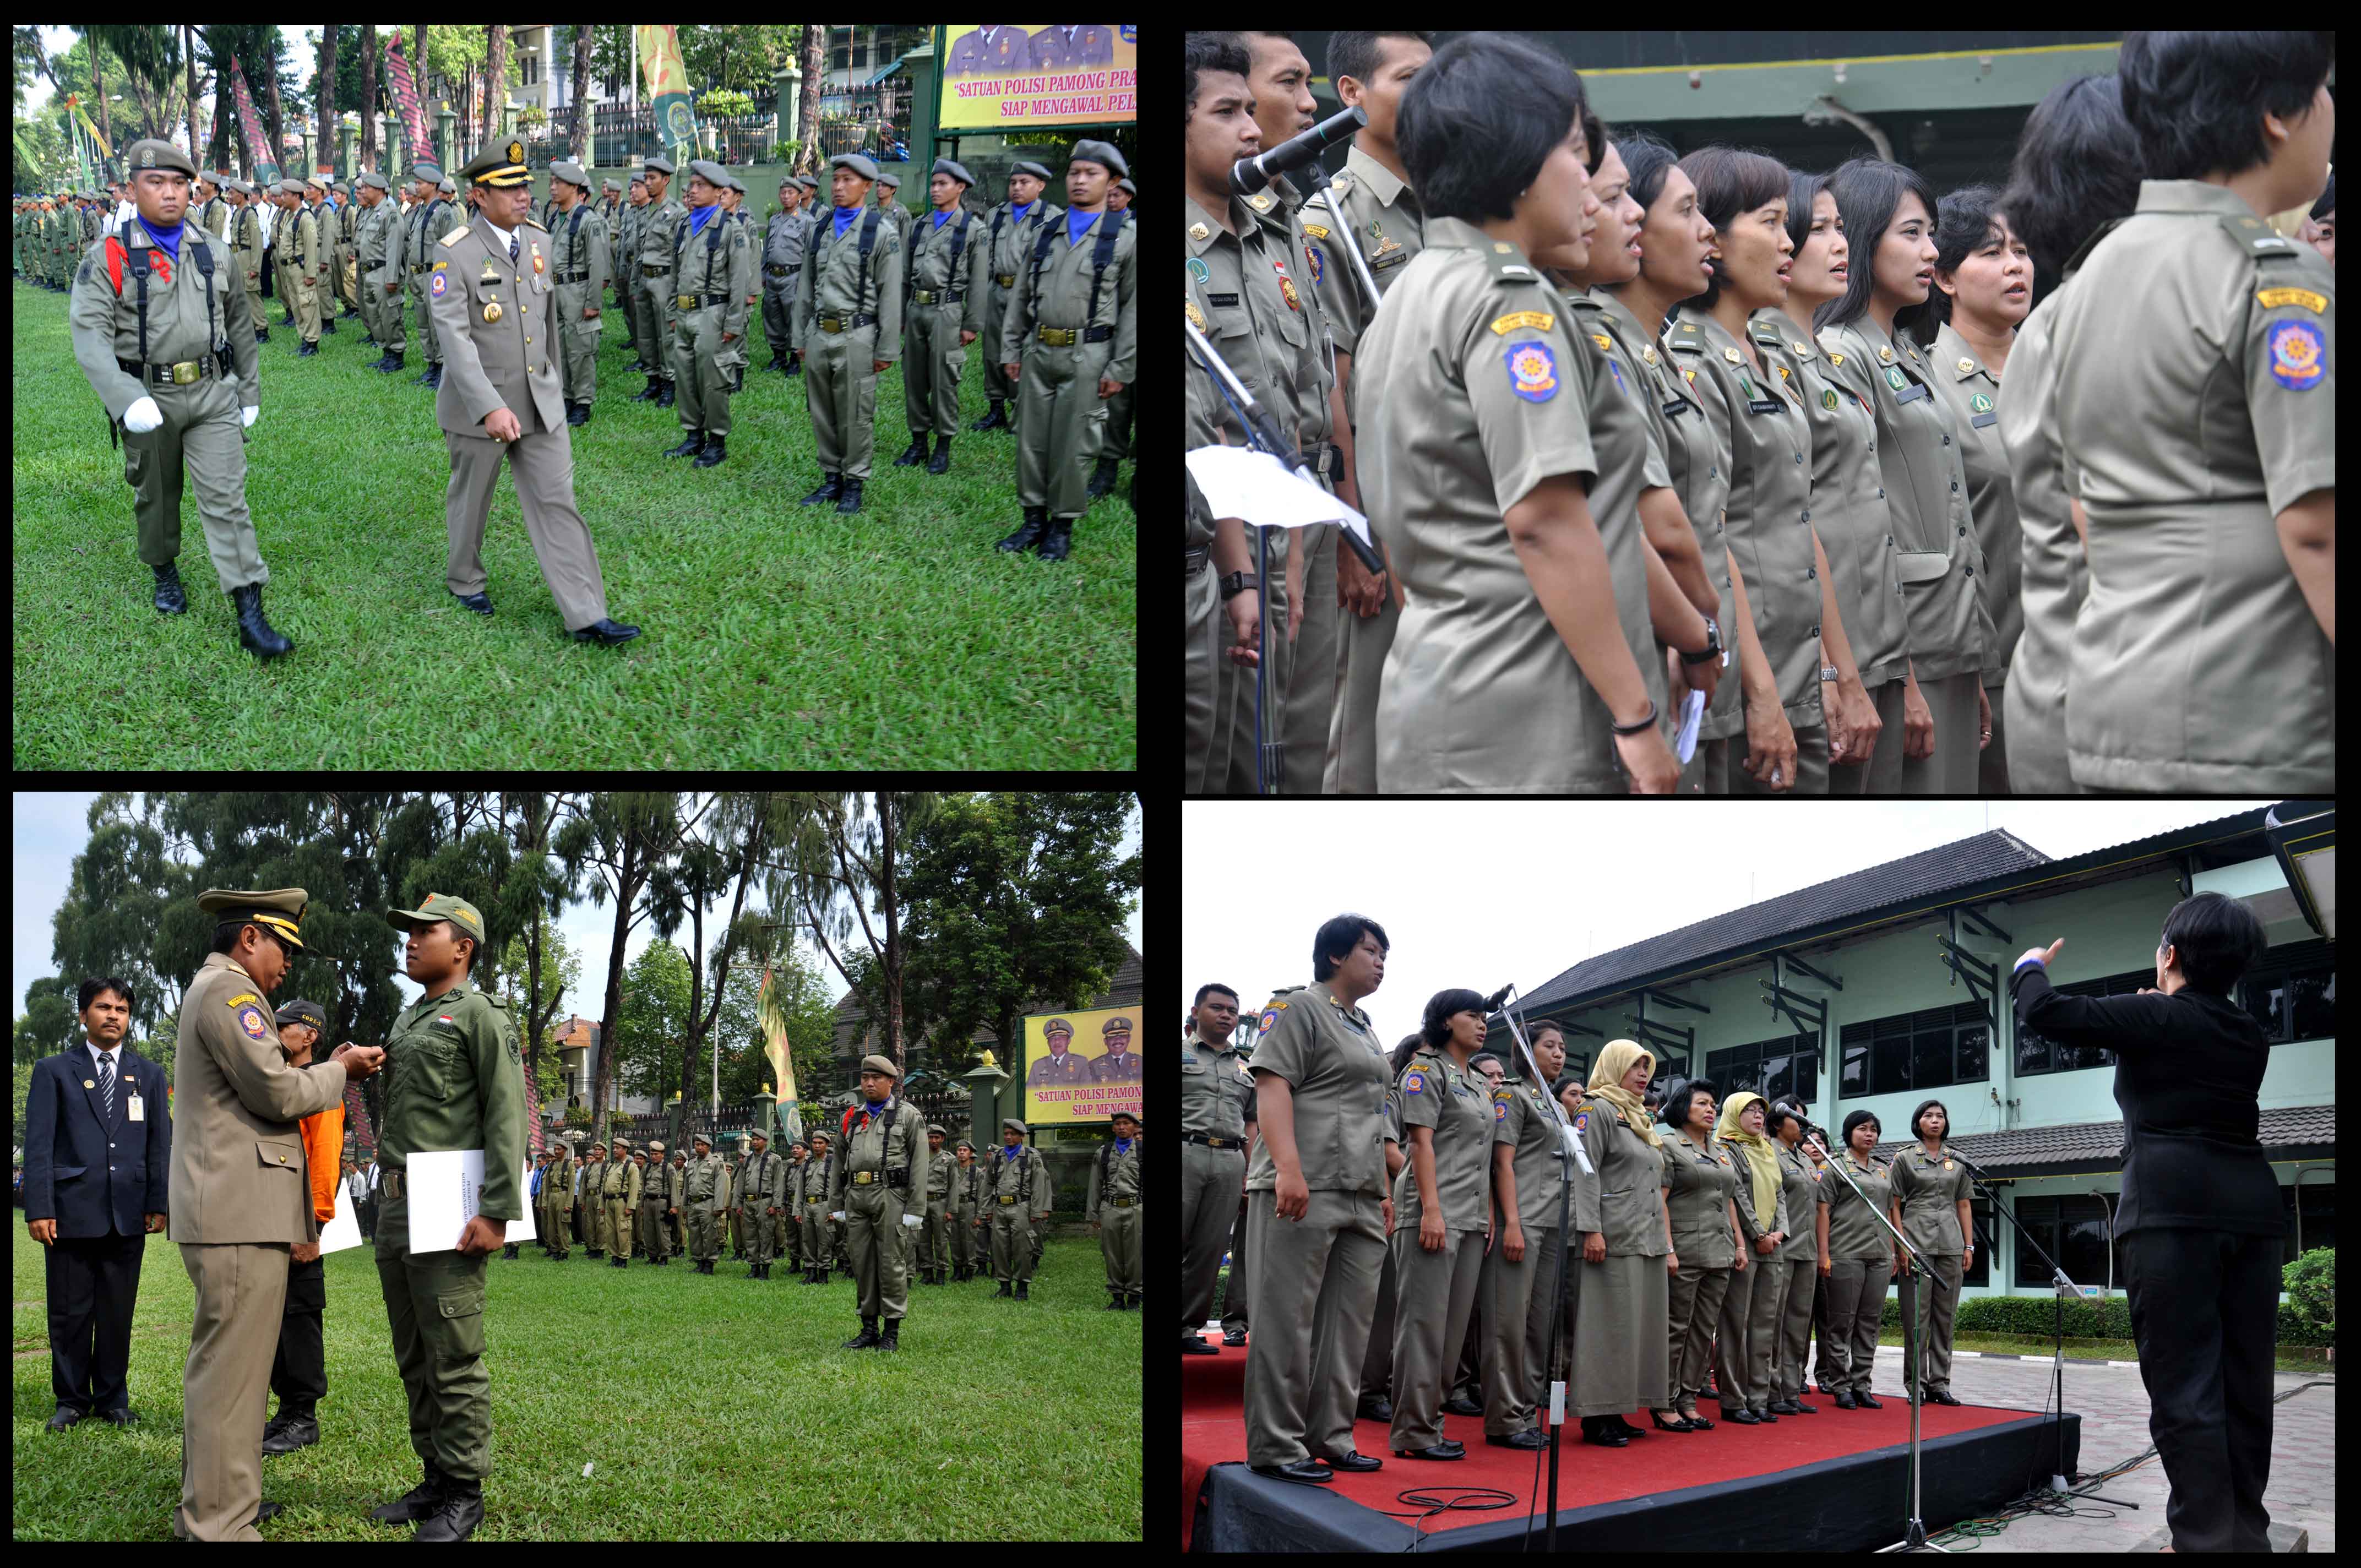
636, 25, 700, 172
383, 30, 433, 170
759, 963, 804, 1146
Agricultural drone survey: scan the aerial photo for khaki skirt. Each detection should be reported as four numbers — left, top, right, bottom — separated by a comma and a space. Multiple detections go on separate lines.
1571, 1250, 1668, 1416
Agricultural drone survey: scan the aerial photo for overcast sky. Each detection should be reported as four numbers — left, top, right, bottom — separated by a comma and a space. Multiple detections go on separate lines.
1182, 801, 2283, 1048
17, 792, 1141, 1037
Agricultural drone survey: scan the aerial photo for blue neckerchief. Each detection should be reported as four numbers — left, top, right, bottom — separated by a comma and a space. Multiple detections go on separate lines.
1067, 208, 1097, 247
833, 204, 858, 237
932, 209, 952, 230
689, 203, 719, 238
1112, 1138, 1133, 1155
135, 215, 185, 258
1004, 1144, 1021, 1163
863, 1097, 888, 1119
1010, 200, 1035, 225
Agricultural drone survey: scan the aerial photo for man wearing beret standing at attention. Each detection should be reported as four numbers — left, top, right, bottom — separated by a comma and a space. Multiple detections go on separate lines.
972, 160, 1062, 435
795, 152, 907, 514
405, 162, 464, 389
545, 160, 610, 426
630, 155, 687, 407
172, 889, 384, 1539
429, 140, 640, 645
363, 892, 524, 1541
829, 1054, 929, 1350
894, 157, 987, 475
665, 159, 757, 467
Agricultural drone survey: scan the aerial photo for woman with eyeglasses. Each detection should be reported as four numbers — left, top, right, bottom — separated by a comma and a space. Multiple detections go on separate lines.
1763, 1102, 1827, 1414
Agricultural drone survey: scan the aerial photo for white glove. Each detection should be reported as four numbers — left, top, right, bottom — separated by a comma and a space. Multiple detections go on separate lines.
241, 404, 260, 429
122, 396, 164, 434
830, 1211, 846, 1223
901, 1213, 923, 1228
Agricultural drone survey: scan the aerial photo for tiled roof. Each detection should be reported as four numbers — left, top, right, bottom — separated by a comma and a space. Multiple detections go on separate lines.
1869, 1103, 2335, 1174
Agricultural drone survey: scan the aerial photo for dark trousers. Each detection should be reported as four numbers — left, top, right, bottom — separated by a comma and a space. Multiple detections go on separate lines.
1220, 1195, 1250, 1332
2121, 1228, 2280, 1553
358, 1197, 378, 1241
269, 1254, 328, 1419
1810, 1265, 1834, 1387
45, 1228, 145, 1414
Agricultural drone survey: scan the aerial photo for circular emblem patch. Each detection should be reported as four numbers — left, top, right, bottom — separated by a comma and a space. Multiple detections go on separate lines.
1821, 386, 1840, 411
1573, 1112, 1588, 1133
1506, 341, 1559, 403
1403, 1069, 1427, 1095
1883, 364, 1910, 393
2267, 319, 2324, 390
1495, 1099, 1509, 1122
430, 271, 448, 298
1187, 257, 1210, 287
238, 1005, 270, 1041
1969, 392, 1994, 414
1258, 1009, 1278, 1035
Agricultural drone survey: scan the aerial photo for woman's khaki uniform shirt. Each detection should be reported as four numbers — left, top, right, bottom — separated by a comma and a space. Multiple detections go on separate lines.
1392, 1046, 1495, 1233
1931, 320, 2021, 689
1822, 1151, 1896, 1260
1661, 1130, 1741, 1268
1996, 281, 2085, 793
1570, 1096, 1669, 1256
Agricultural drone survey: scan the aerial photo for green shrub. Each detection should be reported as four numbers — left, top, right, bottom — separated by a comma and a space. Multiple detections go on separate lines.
2280, 1247, 2333, 1345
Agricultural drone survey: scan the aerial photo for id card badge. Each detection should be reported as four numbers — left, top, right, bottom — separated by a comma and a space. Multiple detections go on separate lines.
127, 1093, 145, 1122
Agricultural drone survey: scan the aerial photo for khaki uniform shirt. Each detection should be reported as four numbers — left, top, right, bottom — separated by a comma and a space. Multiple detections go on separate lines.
1243, 983, 1388, 1196
637, 195, 686, 280
431, 217, 569, 437
1887, 1142, 1972, 1257
292, 206, 322, 278
551, 200, 612, 301
982, 196, 1063, 299
1563, 286, 1674, 742
984, 1142, 1051, 1219
1000, 205, 1135, 385
1390, 1047, 1492, 1233
70, 219, 259, 415
1300, 143, 1426, 357
1491, 1072, 1577, 1233
670, 205, 755, 343
1672, 309, 1823, 732
1817, 318, 1987, 683
1180, 1027, 1256, 1144
356, 199, 398, 281
409, 197, 463, 285
1570, 1096, 1667, 1255
1085, 1138, 1141, 1219
1662, 1130, 1742, 1268
798, 1150, 833, 1207
1244, 178, 1334, 447
1932, 322, 2020, 686
829, 1096, 929, 1206
197, 195, 229, 242
1186, 194, 1327, 458
1822, 1152, 1895, 1259
738, 1148, 785, 1210
232, 204, 268, 293
1348, 218, 1615, 791
379, 978, 528, 1220
2048, 178, 2335, 792
796, 205, 907, 362
600, 1152, 642, 1206
1996, 284, 2086, 791
1775, 1143, 1825, 1263
1754, 308, 1910, 688
906, 206, 987, 334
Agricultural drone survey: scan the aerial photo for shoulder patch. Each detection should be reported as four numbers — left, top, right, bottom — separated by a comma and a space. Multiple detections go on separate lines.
1573, 1110, 1588, 1133
225, 992, 260, 1010
1258, 1008, 1280, 1035
1505, 340, 1559, 401
1495, 1097, 1510, 1121
1402, 1068, 1428, 1095
1590, 331, 1613, 354
2219, 213, 2298, 258
1490, 310, 1555, 335
2266, 319, 2325, 391
440, 225, 470, 248
2257, 286, 2328, 313
236, 1004, 272, 1043
1302, 222, 1330, 241
1750, 320, 1782, 344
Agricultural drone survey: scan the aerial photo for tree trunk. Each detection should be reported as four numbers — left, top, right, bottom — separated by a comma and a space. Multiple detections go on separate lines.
360, 26, 377, 169
94, 43, 112, 153
318, 24, 339, 176
485, 24, 508, 146
570, 24, 592, 162
186, 25, 200, 164
591, 831, 642, 1145
798, 25, 823, 172
882, 792, 903, 1070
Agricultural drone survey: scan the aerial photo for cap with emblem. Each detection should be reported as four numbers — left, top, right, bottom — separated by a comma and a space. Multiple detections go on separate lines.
438, 177, 456, 195
749, 1128, 768, 1142
551, 160, 590, 190
611, 1134, 630, 1148
645, 155, 677, 178
387, 891, 487, 946
829, 153, 880, 183
1043, 1017, 1074, 1039
809, 1128, 831, 1143
648, 1140, 665, 1154
954, 1139, 974, 1152
1068, 139, 1127, 178
931, 157, 976, 188
1117, 177, 1136, 196
278, 178, 308, 197
1012, 160, 1053, 183
858, 1053, 902, 1080
926, 1123, 947, 1137
410, 161, 444, 186
305, 175, 328, 192
360, 171, 390, 193
459, 141, 532, 188
629, 172, 647, 187
1002, 1118, 1029, 1136
333, 182, 350, 197
1101, 1016, 1134, 1036
124, 138, 198, 179
1111, 1110, 1140, 1128
197, 888, 309, 949
273, 998, 328, 1031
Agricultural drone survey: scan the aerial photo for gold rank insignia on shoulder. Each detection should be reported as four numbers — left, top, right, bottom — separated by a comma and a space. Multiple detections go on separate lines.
1303, 222, 1330, 240
1591, 332, 1613, 353
441, 225, 469, 248
1723, 346, 1743, 363
1489, 310, 1555, 335
1827, 351, 1845, 366
1958, 357, 1976, 373
1790, 340, 1810, 356
1641, 345, 1658, 365
1189, 221, 1210, 241
1186, 301, 1207, 331
1245, 192, 1272, 211
1877, 344, 1894, 363
2257, 287, 2328, 313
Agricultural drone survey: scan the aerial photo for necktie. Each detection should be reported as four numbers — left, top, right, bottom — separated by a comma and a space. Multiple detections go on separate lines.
510, 235, 520, 266
97, 1052, 116, 1123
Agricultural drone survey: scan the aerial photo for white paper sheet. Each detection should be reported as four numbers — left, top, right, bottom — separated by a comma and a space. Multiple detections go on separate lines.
1184, 444, 1376, 554
1674, 688, 1706, 765
405, 1150, 536, 1254
317, 1179, 365, 1255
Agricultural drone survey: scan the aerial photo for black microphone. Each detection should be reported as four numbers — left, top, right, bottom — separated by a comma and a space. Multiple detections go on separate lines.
1231, 105, 1367, 196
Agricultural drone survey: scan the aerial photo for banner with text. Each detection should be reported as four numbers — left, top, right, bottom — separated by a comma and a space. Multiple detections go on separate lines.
939, 24, 1136, 131
636, 25, 699, 171
383, 31, 433, 173
1019, 1005, 1141, 1125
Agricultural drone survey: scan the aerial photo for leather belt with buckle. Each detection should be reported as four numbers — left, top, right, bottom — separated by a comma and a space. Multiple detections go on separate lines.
765, 264, 799, 277
1182, 1132, 1239, 1148
119, 353, 219, 387
818, 313, 876, 334
553, 270, 589, 285
853, 1171, 876, 1185
1110, 1197, 1136, 1208
677, 291, 729, 309
998, 1195, 1019, 1205
411, 263, 432, 274
1038, 326, 1078, 346
643, 264, 673, 276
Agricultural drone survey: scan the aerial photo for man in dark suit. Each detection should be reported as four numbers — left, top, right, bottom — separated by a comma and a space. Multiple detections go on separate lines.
2010, 891, 2278, 1555
23, 977, 174, 1431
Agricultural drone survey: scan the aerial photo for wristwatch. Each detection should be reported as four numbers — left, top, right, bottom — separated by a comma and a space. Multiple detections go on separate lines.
1677, 615, 1722, 666
1218, 571, 1260, 601
1819, 663, 1841, 682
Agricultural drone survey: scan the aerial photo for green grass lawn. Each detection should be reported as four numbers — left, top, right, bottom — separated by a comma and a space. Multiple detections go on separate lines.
13, 1225, 1141, 1539
12, 275, 1135, 767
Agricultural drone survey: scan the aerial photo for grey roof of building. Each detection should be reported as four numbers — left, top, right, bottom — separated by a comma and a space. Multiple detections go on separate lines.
1861, 1103, 2335, 1176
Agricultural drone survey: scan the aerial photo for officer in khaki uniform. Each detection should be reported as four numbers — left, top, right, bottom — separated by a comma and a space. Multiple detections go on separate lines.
545, 160, 610, 426
1384, 1026, 1494, 1459
1930, 319, 2020, 794
637, 1140, 676, 1264
895, 158, 987, 475
983, 1116, 1052, 1298
1181, 994, 1256, 1348
171, 889, 376, 1539
797, 1128, 836, 1283
1819, 1127, 1896, 1402
872, 167, 907, 252
629, 155, 686, 406
601, 1134, 639, 1263
1886, 1127, 1974, 1403
829, 1055, 929, 1350
354, 173, 406, 373
950, 1139, 983, 1281
1478, 1039, 1581, 1444
1085, 1111, 1142, 1309
616, 173, 647, 362
684, 1131, 726, 1271
281, 179, 323, 352
917, 1124, 955, 1284
972, 161, 1060, 433
227, 182, 270, 345
737, 1128, 786, 1278
304, 179, 341, 335
776, 1138, 803, 1269
1768, 1117, 1827, 1411
668, 1147, 691, 1254
404, 162, 463, 388
431, 141, 640, 645
796, 152, 906, 514
365, 891, 524, 1542
760, 176, 812, 373
576, 1140, 605, 1254
543, 1131, 575, 1259
2047, 176, 2335, 792
193, 172, 227, 241
726, 1133, 749, 1257
663, 159, 755, 466
1566, 1043, 1672, 1439
69, 139, 289, 656
997, 141, 1134, 563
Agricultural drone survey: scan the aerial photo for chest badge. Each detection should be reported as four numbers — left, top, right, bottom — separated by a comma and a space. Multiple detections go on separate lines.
531, 243, 545, 274
1822, 386, 1840, 411
1884, 364, 1910, 393
1970, 392, 1994, 414
1273, 258, 1301, 312
1185, 300, 1208, 332
1943, 1159, 1954, 1170
1641, 345, 1658, 366
483, 297, 503, 324
1189, 222, 1210, 242
1878, 344, 1895, 364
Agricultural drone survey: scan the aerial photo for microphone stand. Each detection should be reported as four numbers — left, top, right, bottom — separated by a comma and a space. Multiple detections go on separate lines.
1807, 1135, 1946, 1553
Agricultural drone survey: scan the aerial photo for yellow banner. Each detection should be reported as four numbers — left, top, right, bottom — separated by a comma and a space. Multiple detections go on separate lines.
68, 96, 115, 160
939, 24, 1136, 131
1018, 1005, 1141, 1125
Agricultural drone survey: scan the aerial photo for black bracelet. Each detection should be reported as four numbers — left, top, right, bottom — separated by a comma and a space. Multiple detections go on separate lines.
1219, 571, 1259, 601
1611, 699, 1659, 737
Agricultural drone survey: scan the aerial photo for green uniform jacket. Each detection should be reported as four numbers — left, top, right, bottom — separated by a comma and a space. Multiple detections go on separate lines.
70, 219, 260, 416
739, 1148, 786, 1210
600, 1153, 641, 1206
551, 200, 611, 301
637, 195, 687, 279
379, 978, 529, 1221
548, 1150, 575, 1214
983, 1142, 1052, 1220
925, 1144, 956, 1200
357, 198, 399, 282
1084, 1136, 1140, 1219
293, 206, 322, 279
669, 205, 755, 341
796, 205, 907, 362
829, 1097, 929, 1207
999, 207, 1136, 386
906, 206, 988, 335
798, 1148, 834, 1206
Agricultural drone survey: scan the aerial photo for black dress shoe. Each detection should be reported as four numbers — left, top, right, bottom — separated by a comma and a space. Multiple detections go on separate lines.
297, 341, 319, 357
1249, 1461, 1334, 1483
1765, 1400, 1801, 1415
413, 1478, 484, 1542
801, 472, 845, 505
1485, 1429, 1546, 1450
453, 591, 494, 617
1679, 1408, 1715, 1430
252, 1501, 284, 1527
1441, 1395, 1483, 1418
152, 561, 188, 614
322, 317, 336, 334
997, 506, 1049, 553
46, 1407, 85, 1432
1222, 1328, 1248, 1347
1317, 1450, 1384, 1472
1723, 1407, 1762, 1425
926, 435, 953, 473
262, 1414, 319, 1453
1928, 1389, 1963, 1406
1579, 1419, 1630, 1448
1609, 1414, 1648, 1437
1751, 1408, 1778, 1423
254, 326, 270, 343
1391, 1444, 1466, 1461
665, 432, 707, 458
1650, 1409, 1699, 1432
567, 400, 590, 426
834, 478, 864, 514
1785, 1399, 1820, 1414
230, 583, 293, 658
1182, 1335, 1219, 1355
694, 435, 726, 467
1833, 1390, 1858, 1409
893, 433, 930, 466
1853, 1392, 1883, 1410
571, 618, 643, 646
1355, 1397, 1393, 1423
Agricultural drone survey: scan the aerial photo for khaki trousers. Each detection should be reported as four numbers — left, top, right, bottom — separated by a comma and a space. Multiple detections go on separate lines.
124, 374, 268, 594
1385, 1227, 1486, 1452
633, 265, 678, 382
409, 267, 442, 366
671, 300, 736, 437
1358, 1242, 1397, 1401
441, 419, 611, 630
761, 273, 801, 360
846, 1182, 910, 1321
1667, 1261, 1734, 1405
1902, 669, 1982, 793
903, 297, 967, 437
556, 282, 600, 404
1479, 1225, 1564, 1435
1715, 1255, 1767, 1412
1221, 1195, 1251, 1331
1740, 1255, 1791, 1408
1180, 1142, 1244, 1337
1825, 1257, 1892, 1392
367, 267, 406, 354
1282, 524, 1341, 793
1835, 678, 1908, 793
1218, 526, 1291, 793
1241, 1188, 1385, 1468
1905, 1251, 1966, 1392
175, 1240, 290, 1540
1772, 1251, 1820, 1400
605, 1195, 634, 1259
637, 1196, 670, 1260
1013, 336, 1112, 520
1185, 562, 1222, 794
1098, 1201, 1141, 1294
806, 320, 883, 478
1323, 587, 1399, 793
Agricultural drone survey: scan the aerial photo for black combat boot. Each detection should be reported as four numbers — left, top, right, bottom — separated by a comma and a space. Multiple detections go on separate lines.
611, 1255, 628, 1268
801, 472, 844, 505
997, 507, 1049, 553
878, 1321, 900, 1352
151, 562, 188, 614
926, 435, 953, 475
665, 431, 706, 458
655, 380, 676, 409
1108, 1291, 1125, 1311
379, 349, 403, 374
765, 352, 787, 372
413, 1474, 483, 1542
784, 353, 802, 377
815, 1267, 830, 1286
893, 432, 929, 466
995, 1280, 1013, 1298
1086, 455, 1120, 500
567, 400, 590, 426
322, 316, 336, 334
842, 1316, 883, 1351
296, 340, 319, 357
1015, 1280, 1030, 1299
369, 1461, 448, 1525
834, 479, 864, 515
421, 363, 443, 389
254, 325, 271, 343
1037, 517, 1075, 562
501, 1243, 518, 1259
630, 375, 663, 402
230, 584, 293, 659
970, 400, 1009, 432
586, 1248, 602, 1259
694, 434, 727, 467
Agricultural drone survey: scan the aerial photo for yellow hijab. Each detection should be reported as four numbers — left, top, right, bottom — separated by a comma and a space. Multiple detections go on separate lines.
1584, 1038, 1662, 1148
1714, 1091, 1783, 1233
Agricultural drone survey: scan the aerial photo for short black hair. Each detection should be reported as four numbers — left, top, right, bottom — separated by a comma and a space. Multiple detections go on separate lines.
1841, 1108, 1883, 1146
77, 977, 135, 1015
2309, 171, 2336, 221
1782, 167, 1831, 257
1676, 145, 1790, 311
1614, 129, 1682, 216
1311, 912, 1389, 981
1193, 982, 1241, 1009
2161, 890, 2266, 996
1664, 1077, 1720, 1133
1184, 31, 1253, 123
1399, 32, 1586, 225
1911, 183, 2006, 345
1552, 1074, 1586, 1104
1420, 987, 1489, 1048
1816, 156, 1941, 335
1909, 1098, 1951, 1141
1326, 30, 1435, 92
2118, 31, 2335, 180
2003, 75, 2145, 288
1763, 1103, 1803, 1139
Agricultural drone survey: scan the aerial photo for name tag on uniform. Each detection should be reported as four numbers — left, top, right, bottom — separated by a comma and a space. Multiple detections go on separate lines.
1971, 412, 1998, 428
1662, 398, 1694, 420
1746, 398, 1784, 416
1207, 292, 1240, 308
1891, 383, 1928, 404
127, 1093, 145, 1122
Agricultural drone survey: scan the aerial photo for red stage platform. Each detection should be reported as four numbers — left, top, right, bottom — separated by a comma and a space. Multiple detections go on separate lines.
1182, 1332, 2079, 1552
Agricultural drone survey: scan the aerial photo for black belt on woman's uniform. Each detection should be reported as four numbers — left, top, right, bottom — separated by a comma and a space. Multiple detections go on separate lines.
1181, 1131, 1243, 1148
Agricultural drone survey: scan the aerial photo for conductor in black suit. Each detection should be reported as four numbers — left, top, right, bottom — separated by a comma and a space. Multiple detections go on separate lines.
2009, 891, 2277, 1555
23, 977, 175, 1431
